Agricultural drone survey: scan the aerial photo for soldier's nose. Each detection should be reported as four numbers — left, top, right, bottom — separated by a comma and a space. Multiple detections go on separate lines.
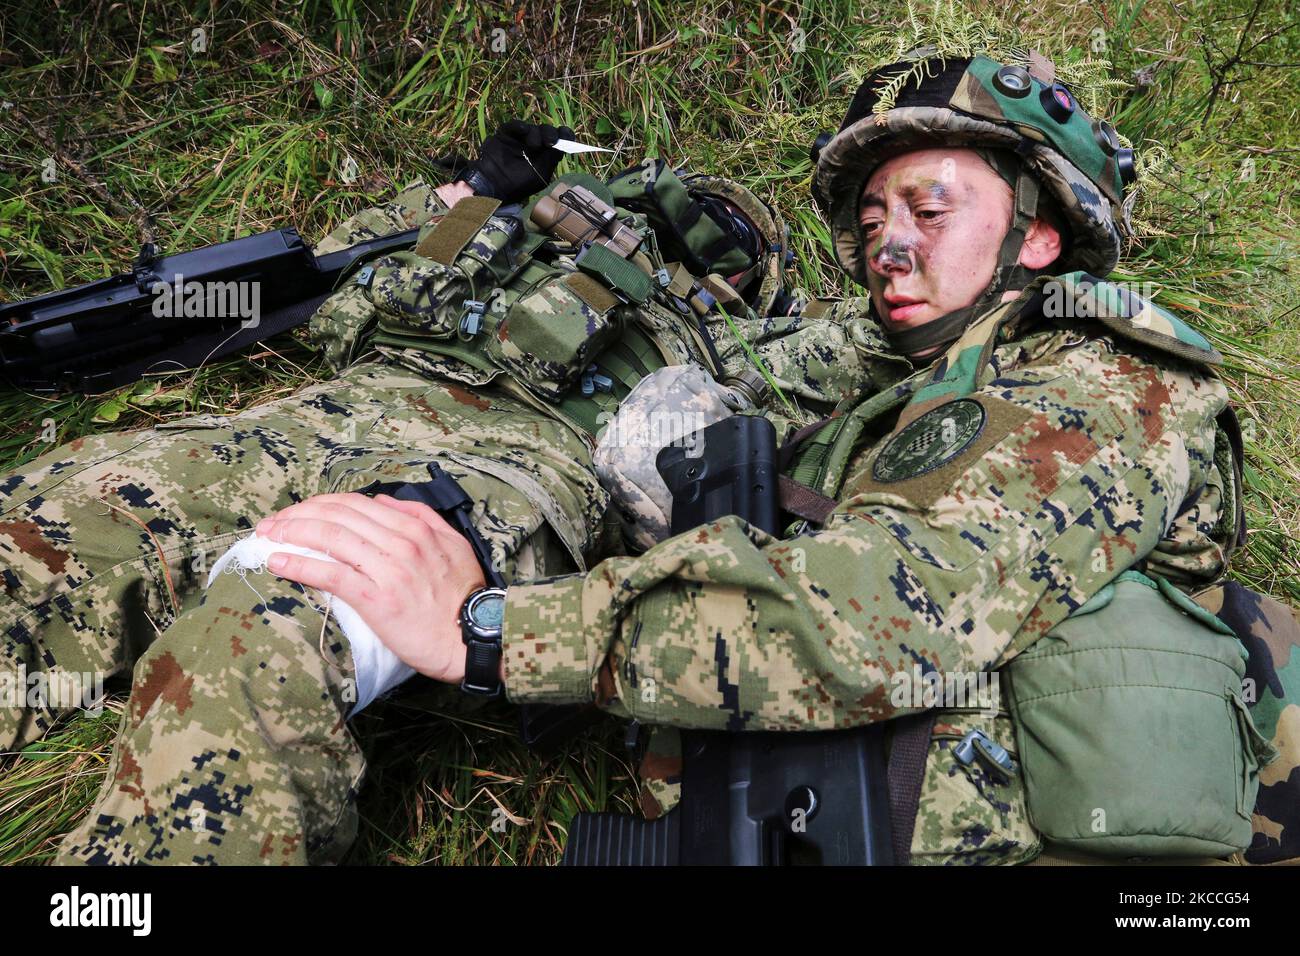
869, 235, 915, 277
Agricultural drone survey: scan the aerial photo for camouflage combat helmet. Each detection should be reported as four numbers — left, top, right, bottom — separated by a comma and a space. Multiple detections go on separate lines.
813, 47, 1138, 357
678, 172, 791, 318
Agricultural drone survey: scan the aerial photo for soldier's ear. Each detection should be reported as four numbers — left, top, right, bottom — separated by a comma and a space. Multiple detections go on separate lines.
1019, 216, 1063, 270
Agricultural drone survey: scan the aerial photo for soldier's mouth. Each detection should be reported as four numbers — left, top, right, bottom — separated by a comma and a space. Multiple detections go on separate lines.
887, 301, 927, 321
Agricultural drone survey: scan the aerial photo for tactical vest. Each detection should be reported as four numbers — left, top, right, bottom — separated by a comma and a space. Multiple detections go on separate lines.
312, 168, 773, 447
775, 273, 1291, 864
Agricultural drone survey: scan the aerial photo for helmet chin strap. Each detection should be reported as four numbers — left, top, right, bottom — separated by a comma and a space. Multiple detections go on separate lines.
883, 164, 1052, 363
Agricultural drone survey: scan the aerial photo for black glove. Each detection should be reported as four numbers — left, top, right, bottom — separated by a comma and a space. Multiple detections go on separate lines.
460, 120, 575, 202
430, 151, 472, 179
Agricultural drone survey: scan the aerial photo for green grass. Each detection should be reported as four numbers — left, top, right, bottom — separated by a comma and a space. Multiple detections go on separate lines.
0, 0, 1296, 864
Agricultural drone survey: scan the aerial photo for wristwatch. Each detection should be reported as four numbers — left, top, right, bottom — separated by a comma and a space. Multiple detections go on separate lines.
459, 586, 507, 696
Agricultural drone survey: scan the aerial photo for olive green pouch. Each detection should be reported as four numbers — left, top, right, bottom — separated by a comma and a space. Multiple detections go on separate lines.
1005, 569, 1278, 859
485, 269, 626, 402
606, 160, 751, 277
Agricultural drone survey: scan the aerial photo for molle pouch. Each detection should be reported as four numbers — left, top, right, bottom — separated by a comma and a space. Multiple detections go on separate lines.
309, 282, 383, 371
1005, 570, 1279, 860
367, 250, 467, 339
370, 199, 537, 340
485, 269, 627, 402
910, 708, 1042, 866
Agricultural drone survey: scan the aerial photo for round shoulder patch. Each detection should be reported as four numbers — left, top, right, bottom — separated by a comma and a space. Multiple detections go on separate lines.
872, 398, 987, 483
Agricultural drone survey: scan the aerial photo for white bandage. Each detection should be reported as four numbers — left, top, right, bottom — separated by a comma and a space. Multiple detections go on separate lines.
206, 534, 416, 717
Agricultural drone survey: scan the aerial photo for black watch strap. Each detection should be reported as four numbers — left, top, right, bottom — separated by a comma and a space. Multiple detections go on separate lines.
462, 631, 503, 696
358, 465, 506, 696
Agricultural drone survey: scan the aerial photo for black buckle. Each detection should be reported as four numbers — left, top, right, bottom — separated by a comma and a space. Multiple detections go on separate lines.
360, 463, 505, 589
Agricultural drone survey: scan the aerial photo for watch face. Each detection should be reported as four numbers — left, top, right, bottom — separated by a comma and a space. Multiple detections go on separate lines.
469, 591, 506, 630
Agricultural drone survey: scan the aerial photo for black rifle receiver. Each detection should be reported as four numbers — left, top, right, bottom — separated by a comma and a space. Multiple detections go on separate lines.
562, 415, 894, 865
0, 226, 419, 392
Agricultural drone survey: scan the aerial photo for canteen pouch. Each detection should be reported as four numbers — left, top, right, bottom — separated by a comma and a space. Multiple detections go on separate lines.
1005, 569, 1279, 859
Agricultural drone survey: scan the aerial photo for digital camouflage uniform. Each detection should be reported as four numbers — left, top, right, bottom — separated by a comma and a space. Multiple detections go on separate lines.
501, 272, 1244, 861
0, 171, 868, 863
0, 361, 598, 863
4, 48, 1295, 865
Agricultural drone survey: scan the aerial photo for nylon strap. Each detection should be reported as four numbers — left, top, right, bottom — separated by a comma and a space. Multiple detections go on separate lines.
803, 372, 926, 501
576, 242, 653, 304
665, 262, 695, 299
786, 414, 848, 491
886, 301, 984, 357
593, 349, 640, 391
554, 323, 666, 436
887, 711, 939, 865
624, 323, 665, 370
674, 200, 702, 233
895, 284, 1052, 432
774, 411, 856, 527
697, 273, 746, 314
777, 413, 841, 471
691, 308, 724, 375
777, 474, 839, 524
556, 383, 623, 436
370, 329, 498, 376
603, 337, 652, 380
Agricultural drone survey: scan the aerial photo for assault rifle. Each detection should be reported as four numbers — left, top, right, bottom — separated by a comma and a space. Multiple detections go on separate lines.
0, 227, 421, 393
561, 415, 895, 865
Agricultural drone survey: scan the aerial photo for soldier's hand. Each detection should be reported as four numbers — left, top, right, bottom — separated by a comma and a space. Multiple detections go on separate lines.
465, 119, 574, 202
256, 492, 486, 685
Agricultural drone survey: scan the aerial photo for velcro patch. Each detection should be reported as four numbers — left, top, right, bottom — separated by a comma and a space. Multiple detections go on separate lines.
873, 398, 987, 482
416, 196, 502, 264
846, 395, 1035, 509
563, 272, 620, 313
